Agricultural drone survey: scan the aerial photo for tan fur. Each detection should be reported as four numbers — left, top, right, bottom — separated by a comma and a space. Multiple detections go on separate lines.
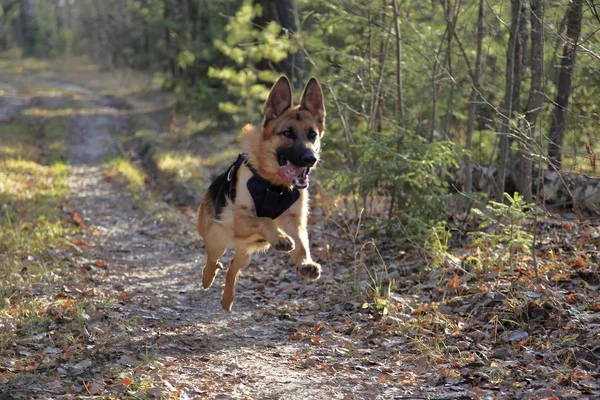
197, 77, 326, 311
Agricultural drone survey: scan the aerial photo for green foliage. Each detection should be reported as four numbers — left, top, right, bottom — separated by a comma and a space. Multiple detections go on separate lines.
299, 1, 463, 242
4, 0, 600, 247
424, 221, 453, 269
359, 240, 392, 318
177, 50, 196, 70
469, 192, 534, 265
323, 126, 459, 240
208, 0, 297, 121
13, 1, 78, 58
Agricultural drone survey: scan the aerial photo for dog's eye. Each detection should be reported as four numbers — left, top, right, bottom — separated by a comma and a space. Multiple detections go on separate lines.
281, 129, 296, 140
307, 130, 318, 141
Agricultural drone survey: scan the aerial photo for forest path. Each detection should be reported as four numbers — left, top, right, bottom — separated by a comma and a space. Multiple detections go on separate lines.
0, 69, 437, 399
56, 78, 351, 399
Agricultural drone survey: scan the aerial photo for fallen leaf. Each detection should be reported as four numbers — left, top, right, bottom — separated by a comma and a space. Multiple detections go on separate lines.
44, 347, 61, 354
117, 355, 137, 366
506, 330, 528, 342
72, 211, 86, 229
85, 380, 104, 395
446, 275, 460, 289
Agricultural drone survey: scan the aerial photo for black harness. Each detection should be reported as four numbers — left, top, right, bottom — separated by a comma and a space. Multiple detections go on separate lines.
210, 153, 302, 220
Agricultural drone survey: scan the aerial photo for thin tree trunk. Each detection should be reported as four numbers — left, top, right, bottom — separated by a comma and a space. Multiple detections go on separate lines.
391, 0, 405, 125
65, 0, 73, 29
19, 0, 34, 56
253, 0, 303, 86
465, 0, 484, 193
442, 0, 459, 140
372, 2, 389, 134
514, 2, 527, 113
548, 0, 583, 170
186, 0, 200, 83
495, 0, 523, 201
388, 0, 405, 219
429, 25, 449, 142
274, 0, 303, 84
506, 1, 528, 158
141, 0, 152, 68
518, 0, 543, 202
92, 0, 113, 69
164, 0, 176, 78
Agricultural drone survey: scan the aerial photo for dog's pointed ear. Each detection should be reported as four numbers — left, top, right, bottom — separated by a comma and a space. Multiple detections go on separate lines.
300, 77, 325, 122
263, 76, 293, 121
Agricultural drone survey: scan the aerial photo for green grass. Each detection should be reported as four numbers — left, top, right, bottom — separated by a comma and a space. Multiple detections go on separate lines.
0, 114, 79, 358
0, 114, 70, 163
107, 156, 147, 191
0, 57, 193, 398
0, 56, 98, 75
0, 112, 145, 399
0, 158, 73, 256
129, 123, 240, 199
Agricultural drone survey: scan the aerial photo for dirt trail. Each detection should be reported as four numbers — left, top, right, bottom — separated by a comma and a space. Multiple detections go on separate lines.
0, 69, 449, 399
50, 79, 389, 399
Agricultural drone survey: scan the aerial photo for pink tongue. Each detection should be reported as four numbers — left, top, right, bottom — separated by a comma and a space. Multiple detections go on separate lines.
278, 164, 306, 184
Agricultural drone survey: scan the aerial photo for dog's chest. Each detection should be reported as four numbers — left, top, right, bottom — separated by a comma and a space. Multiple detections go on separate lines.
212, 154, 302, 220
246, 175, 300, 219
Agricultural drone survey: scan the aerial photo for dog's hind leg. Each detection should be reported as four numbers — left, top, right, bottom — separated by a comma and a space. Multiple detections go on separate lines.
221, 245, 252, 312
202, 240, 228, 290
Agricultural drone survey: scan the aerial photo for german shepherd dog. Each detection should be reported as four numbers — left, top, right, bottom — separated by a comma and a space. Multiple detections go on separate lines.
197, 76, 325, 311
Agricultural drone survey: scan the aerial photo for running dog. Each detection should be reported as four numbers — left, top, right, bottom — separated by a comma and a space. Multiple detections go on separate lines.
197, 76, 326, 311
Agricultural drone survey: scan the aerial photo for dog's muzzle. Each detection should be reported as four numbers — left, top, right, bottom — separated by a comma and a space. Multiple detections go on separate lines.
277, 150, 317, 188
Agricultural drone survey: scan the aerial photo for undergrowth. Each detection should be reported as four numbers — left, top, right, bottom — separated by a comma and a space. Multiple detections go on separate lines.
0, 117, 81, 361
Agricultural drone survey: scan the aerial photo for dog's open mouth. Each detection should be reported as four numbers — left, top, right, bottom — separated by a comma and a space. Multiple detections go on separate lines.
278, 157, 310, 188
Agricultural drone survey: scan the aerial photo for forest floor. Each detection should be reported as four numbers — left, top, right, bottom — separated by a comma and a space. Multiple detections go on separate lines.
1, 59, 600, 400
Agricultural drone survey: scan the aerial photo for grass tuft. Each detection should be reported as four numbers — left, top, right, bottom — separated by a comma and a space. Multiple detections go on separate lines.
107, 157, 146, 190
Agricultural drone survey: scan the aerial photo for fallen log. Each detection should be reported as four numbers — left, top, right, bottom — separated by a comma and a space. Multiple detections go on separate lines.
454, 164, 600, 215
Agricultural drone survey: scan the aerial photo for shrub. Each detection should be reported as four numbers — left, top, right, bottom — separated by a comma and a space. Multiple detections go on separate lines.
208, 0, 297, 122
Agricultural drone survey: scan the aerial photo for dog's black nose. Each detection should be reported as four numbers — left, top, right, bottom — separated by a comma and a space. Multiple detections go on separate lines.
302, 152, 317, 166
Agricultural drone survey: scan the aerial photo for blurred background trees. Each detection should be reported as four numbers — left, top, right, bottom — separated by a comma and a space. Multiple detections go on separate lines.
2, 0, 599, 236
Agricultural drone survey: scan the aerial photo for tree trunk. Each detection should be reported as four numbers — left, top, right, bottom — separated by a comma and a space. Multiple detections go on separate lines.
92, 0, 114, 69
465, 0, 485, 193
253, 0, 304, 86
514, 2, 528, 114
505, 2, 528, 156
391, 0, 405, 126
65, 0, 73, 29
441, 0, 460, 141
139, 0, 152, 69
495, 0, 524, 201
19, 0, 34, 56
518, 0, 544, 202
429, 21, 451, 142
548, 0, 583, 170
164, 0, 177, 78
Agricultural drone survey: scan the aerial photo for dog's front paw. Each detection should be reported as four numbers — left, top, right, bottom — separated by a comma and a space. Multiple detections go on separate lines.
202, 261, 223, 289
298, 262, 321, 280
221, 293, 234, 312
273, 235, 295, 253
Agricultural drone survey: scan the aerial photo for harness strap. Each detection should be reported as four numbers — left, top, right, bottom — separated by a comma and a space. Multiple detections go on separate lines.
227, 153, 246, 183
229, 153, 302, 220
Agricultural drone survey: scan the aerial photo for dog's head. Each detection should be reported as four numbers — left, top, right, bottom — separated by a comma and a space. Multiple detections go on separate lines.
240, 76, 326, 189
